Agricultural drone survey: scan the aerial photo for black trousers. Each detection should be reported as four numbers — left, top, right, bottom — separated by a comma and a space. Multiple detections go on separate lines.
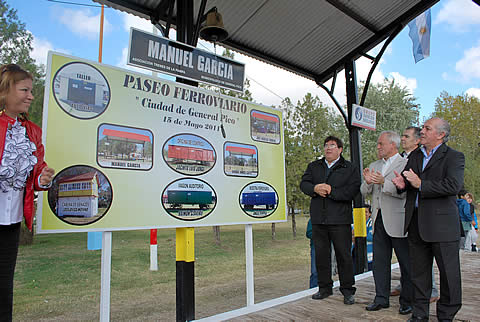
372, 211, 413, 306
408, 210, 462, 320
0, 223, 21, 322
312, 223, 355, 296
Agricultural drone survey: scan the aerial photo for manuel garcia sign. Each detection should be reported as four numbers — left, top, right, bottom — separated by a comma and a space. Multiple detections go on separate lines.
128, 28, 245, 92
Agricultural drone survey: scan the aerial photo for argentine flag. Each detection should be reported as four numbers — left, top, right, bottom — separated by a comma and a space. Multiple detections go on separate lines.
408, 9, 431, 63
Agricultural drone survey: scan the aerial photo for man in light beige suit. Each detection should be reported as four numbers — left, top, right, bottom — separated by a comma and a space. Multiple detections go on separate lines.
361, 131, 413, 315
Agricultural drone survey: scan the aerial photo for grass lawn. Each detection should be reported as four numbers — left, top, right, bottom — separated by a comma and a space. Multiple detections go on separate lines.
14, 216, 312, 321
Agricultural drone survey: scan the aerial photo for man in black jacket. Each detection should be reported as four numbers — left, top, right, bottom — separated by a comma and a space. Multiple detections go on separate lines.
300, 136, 361, 305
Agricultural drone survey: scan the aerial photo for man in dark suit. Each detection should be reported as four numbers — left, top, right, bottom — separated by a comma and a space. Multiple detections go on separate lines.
300, 136, 360, 305
392, 118, 464, 322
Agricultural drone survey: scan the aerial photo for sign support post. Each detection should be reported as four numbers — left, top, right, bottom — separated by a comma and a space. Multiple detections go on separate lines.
100, 231, 112, 322
245, 224, 254, 306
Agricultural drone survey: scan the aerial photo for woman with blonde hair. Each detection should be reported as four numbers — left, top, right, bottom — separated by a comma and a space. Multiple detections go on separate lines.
0, 63, 55, 321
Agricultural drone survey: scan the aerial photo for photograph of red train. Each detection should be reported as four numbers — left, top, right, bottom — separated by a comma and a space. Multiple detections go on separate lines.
163, 134, 216, 175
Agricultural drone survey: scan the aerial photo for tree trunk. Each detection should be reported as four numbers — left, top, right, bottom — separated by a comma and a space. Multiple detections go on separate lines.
19, 221, 34, 245
291, 207, 297, 238
212, 226, 221, 245
271, 223, 276, 240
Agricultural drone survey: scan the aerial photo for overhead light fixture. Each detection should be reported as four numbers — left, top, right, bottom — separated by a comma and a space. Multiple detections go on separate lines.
200, 8, 228, 42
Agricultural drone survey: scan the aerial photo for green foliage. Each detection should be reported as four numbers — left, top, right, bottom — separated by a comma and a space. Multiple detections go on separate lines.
358, 78, 419, 167
433, 91, 480, 196
282, 94, 346, 214
0, 0, 45, 126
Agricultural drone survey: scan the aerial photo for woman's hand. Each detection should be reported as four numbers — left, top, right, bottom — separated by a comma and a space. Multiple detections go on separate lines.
40, 167, 55, 186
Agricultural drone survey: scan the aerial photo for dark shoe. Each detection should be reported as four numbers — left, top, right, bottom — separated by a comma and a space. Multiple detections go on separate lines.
407, 316, 429, 322
472, 244, 477, 252
312, 290, 332, 300
399, 305, 412, 315
365, 302, 389, 311
344, 294, 355, 305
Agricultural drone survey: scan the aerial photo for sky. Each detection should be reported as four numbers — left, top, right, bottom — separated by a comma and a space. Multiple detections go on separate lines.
9, 0, 480, 122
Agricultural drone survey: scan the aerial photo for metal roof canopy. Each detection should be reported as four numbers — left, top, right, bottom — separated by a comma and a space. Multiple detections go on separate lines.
92, 0, 439, 85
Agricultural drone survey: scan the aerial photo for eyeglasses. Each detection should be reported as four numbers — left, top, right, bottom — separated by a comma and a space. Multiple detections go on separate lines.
324, 144, 338, 149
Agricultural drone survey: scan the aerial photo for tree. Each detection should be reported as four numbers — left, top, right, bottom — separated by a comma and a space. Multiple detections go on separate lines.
358, 78, 420, 167
0, 0, 45, 127
433, 91, 480, 196
283, 94, 346, 238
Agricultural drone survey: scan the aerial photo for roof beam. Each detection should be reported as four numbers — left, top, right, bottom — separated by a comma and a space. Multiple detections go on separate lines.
325, 0, 379, 34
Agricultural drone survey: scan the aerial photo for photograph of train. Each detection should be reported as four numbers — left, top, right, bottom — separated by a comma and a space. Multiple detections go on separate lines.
53, 62, 110, 119
224, 142, 258, 177
97, 124, 153, 170
163, 134, 216, 175
162, 178, 216, 221
250, 110, 281, 144
239, 182, 278, 218
48, 165, 113, 225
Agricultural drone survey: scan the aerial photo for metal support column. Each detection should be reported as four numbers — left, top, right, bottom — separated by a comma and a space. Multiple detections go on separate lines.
344, 60, 367, 274
175, 1, 198, 320
176, 227, 195, 322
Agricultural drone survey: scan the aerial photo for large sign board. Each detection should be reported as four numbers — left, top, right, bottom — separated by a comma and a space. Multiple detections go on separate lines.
128, 28, 245, 92
351, 104, 376, 131
38, 52, 286, 233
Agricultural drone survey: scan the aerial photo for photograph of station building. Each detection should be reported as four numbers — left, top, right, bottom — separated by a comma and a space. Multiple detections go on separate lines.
48, 166, 113, 225
53, 62, 110, 118
224, 142, 258, 177
97, 124, 153, 170
250, 110, 281, 144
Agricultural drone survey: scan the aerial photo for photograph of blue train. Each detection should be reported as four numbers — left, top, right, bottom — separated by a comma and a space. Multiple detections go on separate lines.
53, 61, 110, 119
163, 134, 216, 176
224, 142, 258, 177
239, 182, 278, 218
161, 178, 216, 221
250, 110, 281, 144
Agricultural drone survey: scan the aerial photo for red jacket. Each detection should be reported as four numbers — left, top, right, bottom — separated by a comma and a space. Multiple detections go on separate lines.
0, 112, 48, 231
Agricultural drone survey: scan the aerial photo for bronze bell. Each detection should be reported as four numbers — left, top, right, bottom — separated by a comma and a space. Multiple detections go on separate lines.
200, 9, 228, 42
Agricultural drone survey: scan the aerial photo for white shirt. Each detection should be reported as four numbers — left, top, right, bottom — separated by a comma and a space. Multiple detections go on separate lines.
0, 119, 38, 225
325, 156, 340, 168
381, 153, 400, 176
0, 190, 24, 225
